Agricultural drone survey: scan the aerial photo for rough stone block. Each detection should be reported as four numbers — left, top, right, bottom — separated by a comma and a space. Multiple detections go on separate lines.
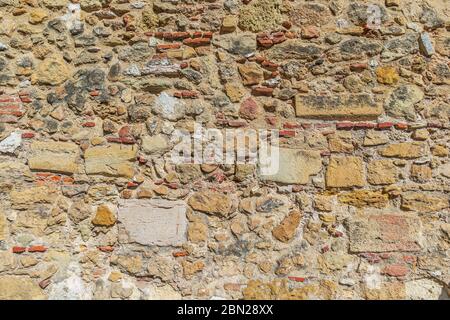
295, 94, 382, 120
28, 141, 80, 175
326, 156, 365, 188
118, 199, 188, 246
348, 214, 423, 253
260, 148, 322, 184
84, 144, 137, 178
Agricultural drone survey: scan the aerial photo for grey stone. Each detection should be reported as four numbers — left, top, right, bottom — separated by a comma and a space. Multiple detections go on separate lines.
419, 32, 435, 57
118, 199, 188, 246
212, 33, 256, 56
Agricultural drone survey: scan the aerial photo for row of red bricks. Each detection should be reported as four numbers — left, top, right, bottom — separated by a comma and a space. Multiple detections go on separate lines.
12, 245, 47, 253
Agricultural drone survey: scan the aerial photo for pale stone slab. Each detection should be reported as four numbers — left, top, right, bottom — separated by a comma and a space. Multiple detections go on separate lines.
260, 148, 322, 184
348, 214, 423, 253
295, 94, 382, 120
118, 199, 187, 246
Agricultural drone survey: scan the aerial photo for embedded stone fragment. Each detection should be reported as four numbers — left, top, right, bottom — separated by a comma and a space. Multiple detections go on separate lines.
348, 214, 423, 252
238, 0, 282, 32
376, 66, 399, 84
188, 190, 232, 216
92, 205, 116, 227
401, 193, 449, 213
385, 85, 424, 120
141, 134, 169, 155
295, 94, 382, 120
379, 142, 425, 159
118, 199, 187, 246
238, 63, 264, 86
367, 160, 398, 185
338, 190, 388, 208
260, 148, 322, 184
28, 141, 80, 175
419, 32, 435, 57
267, 40, 322, 61
272, 210, 301, 243
31, 54, 71, 85
212, 33, 257, 56
326, 157, 365, 188
84, 144, 137, 178
0, 276, 46, 300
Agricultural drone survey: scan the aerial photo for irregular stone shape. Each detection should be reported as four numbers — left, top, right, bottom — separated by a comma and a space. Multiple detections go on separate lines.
382, 33, 418, 61
348, 214, 423, 253
0, 130, 21, 153
272, 210, 301, 243
0, 276, 46, 300
385, 85, 424, 120
401, 193, 449, 213
267, 40, 322, 61
141, 134, 169, 155
28, 141, 79, 175
31, 54, 71, 85
187, 221, 208, 243
151, 92, 185, 121
367, 160, 398, 185
295, 94, 382, 120
238, 0, 282, 32
84, 144, 137, 178
363, 130, 389, 146
379, 142, 425, 159
141, 8, 159, 29
188, 190, 232, 216
405, 279, 442, 300
260, 148, 322, 184
376, 66, 399, 84
224, 83, 245, 102
118, 199, 187, 246
212, 33, 256, 56
326, 156, 365, 188
80, 0, 102, 12
222, 15, 238, 33
92, 205, 116, 226
238, 63, 264, 86
338, 190, 388, 208
335, 38, 383, 61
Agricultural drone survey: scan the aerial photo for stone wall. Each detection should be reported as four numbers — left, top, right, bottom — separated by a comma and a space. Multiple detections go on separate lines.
0, 0, 449, 300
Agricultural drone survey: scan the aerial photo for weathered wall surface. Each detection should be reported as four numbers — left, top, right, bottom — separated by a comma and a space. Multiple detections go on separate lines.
0, 0, 449, 300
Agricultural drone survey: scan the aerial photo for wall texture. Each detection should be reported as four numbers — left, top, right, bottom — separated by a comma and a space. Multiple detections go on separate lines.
0, 0, 449, 300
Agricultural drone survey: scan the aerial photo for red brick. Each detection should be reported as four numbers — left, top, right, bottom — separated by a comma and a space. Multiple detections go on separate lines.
279, 130, 296, 137
377, 122, 394, 129
82, 122, 96, 127
395, 123, 408, 130
21, 132, 35, 139
183, 37, 210, 47
382, 264, 409, 277
173, 250, 189, 257
336, 122, 354, 130
98, 246, 114, 252
39, 279, 51, 289
12, 246, 26, 254
288, 276, 305, 282
157, 43, 182, 51
28, 245, 47, 253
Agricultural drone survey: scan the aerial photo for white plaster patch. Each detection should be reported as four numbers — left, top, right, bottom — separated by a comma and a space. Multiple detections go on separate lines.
49, 263, 92, 300
0, 131, 21, 153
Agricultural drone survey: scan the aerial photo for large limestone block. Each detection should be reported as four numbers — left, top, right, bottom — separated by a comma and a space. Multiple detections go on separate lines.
0, 276, 46, 300
348, 214, 423, 253
28, 141, 80, 175
118, 199, 188, 246
84, 144, 137, 178
295, 94, 382, 120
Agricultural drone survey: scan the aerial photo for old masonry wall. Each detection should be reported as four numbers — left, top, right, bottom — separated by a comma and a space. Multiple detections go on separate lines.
0, 0, 449, 300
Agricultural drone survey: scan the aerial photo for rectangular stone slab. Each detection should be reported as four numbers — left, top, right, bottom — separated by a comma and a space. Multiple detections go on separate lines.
118, 199, 187, 246
295, 94, 382, 120
348, 214, 423, 253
